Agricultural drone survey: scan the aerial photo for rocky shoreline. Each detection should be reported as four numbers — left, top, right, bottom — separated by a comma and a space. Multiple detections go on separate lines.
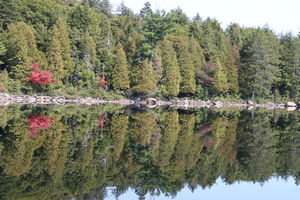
0, 93, 298, 111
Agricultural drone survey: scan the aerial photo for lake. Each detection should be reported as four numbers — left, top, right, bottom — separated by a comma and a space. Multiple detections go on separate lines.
0, 104, 299, 200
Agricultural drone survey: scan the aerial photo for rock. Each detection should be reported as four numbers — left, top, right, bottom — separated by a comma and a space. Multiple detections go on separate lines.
147, 98, 158, 108
286, 101, 297, 107
287, 107, 296, 112
247, 100, 254, 105
266, 102, 276, 108
214, 101, 223, 108
247, 106, 254, 110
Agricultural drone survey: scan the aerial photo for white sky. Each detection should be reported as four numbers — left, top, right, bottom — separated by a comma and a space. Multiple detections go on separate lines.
109, 0, 300, 35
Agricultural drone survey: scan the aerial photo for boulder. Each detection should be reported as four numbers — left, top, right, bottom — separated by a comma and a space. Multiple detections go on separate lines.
247, 100, 254, 105
214, 101, 223, 108
286, 101, 297, 107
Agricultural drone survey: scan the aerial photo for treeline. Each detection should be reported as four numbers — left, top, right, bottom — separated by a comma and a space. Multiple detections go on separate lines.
0, 0, 299, 101
0, 105, 299, 199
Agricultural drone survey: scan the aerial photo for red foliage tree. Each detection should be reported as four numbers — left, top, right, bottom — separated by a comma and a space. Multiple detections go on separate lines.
28, 62, 54, 86
97, 113, 107, 129
27, 114, 53, 138
97, 74, 108, 91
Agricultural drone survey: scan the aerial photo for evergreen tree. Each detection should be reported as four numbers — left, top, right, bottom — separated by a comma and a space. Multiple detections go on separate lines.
0, 32, 6, 65
125, 35, 135, 60
226, 23, 244, 50
199, 18, 227, 61
81, 30, 97, 71
0, 0, 21, 30
46, 25, 65, 89
211, 60, 228, 94
111, 43, 130, 90
56, 17, 75, 81
160, 38, 181, 97
221, 45, 240, 94
239, 28, 280, 99
4, 22, 47, 83
132, 60, 157, 95
173, 36, 196, 94
291, 34, 300, 101
189, 37, 205, 73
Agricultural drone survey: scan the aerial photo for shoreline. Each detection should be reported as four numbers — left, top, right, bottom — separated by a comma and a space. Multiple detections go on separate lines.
0, 93, 298, 111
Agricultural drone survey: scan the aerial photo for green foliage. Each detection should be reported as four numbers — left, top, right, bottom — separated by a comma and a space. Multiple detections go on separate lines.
111, 43, 129, 90
0, 32, 7, 65
173, 36, 196, 94
198, 18, 227, 61
81, 30, 97, 70
0, 0, 297, 99
159, 38, 181, 97
0, 106, 299, 199
4, 22, 47, 84
46, 24, 65, 89
0, 0, 21, 30
132, 60, 157, 95
221, 45, 240, 94
239, 28, 280, 99
211, 60, 228, 94
155, 111, 180, 171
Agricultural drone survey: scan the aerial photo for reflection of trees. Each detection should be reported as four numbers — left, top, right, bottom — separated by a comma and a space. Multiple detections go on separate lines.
0, 106, 299, 199
154, 111, 180, 171
236, 110, 277, 182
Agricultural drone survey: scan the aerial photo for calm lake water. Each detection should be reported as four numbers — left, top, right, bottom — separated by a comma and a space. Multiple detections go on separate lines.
0, 104, 299, 200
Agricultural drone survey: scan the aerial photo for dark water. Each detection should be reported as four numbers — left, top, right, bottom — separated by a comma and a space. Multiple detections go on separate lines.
0, 104, 299, 200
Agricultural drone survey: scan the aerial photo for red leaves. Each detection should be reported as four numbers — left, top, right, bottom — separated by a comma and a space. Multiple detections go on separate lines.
28, 62, 54, 86
98, 118, 106, 128
97, 74, 108, 91
97, 113, 107, 129
198, 122, 212, 134
27, 115, 53, 138
202, 77, 214, 86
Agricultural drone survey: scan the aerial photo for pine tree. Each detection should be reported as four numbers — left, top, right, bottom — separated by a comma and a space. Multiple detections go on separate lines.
111, 43, 130, 90
239, 28, 280, 99
132, 60, 157, 94
4, 22, 47, 83
199, 18, 227, 61
173, 36, 196, 94
160, 38, 181, 97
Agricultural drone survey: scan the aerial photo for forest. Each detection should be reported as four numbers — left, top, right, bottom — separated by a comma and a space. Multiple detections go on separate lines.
0, 0, 299, 102
0, 104, 299, 199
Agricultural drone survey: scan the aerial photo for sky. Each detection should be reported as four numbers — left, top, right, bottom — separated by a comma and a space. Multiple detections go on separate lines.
106, 177, 300, 200
109, 0, 300, 35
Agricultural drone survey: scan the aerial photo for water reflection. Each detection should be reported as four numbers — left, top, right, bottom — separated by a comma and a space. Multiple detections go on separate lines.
0, 105, 299, 200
